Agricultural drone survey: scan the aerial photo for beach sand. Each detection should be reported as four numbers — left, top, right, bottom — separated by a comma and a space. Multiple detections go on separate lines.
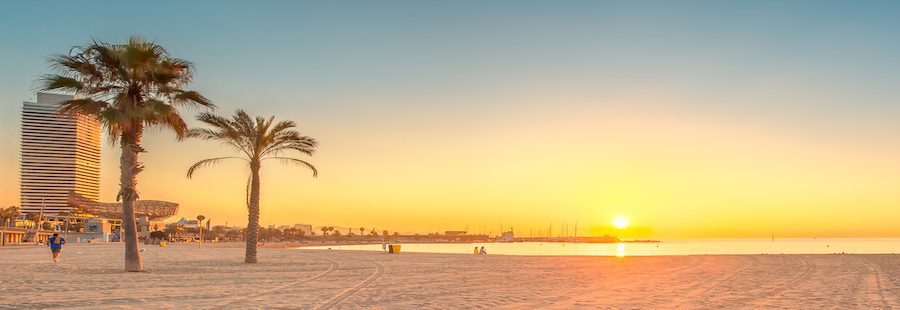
0, 243, 896, 309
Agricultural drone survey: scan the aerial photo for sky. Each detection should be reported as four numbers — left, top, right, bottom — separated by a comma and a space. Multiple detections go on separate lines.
2, 1, 900, 238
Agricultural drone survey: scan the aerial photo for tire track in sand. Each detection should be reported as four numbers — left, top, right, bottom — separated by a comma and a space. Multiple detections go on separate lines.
770, 255, 814, 291
739, 255, 815, 305
314, 261, 384, 310
698, 256, 760, 296
206, 259, 339, 309
858, 259, 888, 309
671, 255, 759, 308
693, 255, 813, 307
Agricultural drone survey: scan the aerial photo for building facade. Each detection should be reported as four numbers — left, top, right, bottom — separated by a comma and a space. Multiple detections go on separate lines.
174, 217, 200, 229
20, 92, 101, 214
293, 224, 313, 235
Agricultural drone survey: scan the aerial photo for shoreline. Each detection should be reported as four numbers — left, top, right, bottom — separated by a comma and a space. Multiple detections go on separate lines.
296, 246, 898, 257
7, 240, 896, 256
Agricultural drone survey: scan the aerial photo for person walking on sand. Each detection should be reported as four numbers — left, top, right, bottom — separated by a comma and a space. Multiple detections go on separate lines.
48, 233, 66, 263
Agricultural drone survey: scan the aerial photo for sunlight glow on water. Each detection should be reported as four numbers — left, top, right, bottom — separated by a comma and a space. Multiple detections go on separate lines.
302, 238, 900, 256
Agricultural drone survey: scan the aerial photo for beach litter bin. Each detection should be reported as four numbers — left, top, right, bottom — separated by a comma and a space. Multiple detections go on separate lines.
388, 244, 401, 254
159, 241, 167, 247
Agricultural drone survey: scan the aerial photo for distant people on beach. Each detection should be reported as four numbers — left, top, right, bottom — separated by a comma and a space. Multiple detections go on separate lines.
479, 246, 487, 255
48, 233, 66, 263
474, 247, 479, 255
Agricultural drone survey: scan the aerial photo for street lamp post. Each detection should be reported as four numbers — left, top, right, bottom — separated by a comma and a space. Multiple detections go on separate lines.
35, 199, 46, 244
196, 215, 206, 247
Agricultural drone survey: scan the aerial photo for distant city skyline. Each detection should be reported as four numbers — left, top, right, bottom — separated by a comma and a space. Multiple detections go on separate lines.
2, 1, 900, 237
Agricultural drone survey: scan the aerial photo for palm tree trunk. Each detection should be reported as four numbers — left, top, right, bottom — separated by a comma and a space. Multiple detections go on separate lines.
245, 160, 261, 263
120, 128, 144, 272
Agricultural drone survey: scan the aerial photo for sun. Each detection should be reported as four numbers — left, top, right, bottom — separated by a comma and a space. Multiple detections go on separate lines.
613, 216, 629, 229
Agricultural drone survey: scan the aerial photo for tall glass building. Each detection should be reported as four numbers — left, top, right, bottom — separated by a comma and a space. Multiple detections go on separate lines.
20, 92, 101, 214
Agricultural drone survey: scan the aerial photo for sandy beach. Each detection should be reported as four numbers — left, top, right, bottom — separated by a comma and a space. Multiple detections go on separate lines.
0, 243, 896, 309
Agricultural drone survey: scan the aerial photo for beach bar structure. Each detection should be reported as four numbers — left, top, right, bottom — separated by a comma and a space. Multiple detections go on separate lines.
1, 192, 178, 245
67, 192, 178, 240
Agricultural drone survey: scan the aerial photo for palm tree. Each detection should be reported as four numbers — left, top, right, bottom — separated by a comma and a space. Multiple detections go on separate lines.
0, 206, 17, 227
41, 36, 212, 271
359, 227, 365, 236
5, 206, 19, 227
186, 110, 317, 263
320, 226, 329, 236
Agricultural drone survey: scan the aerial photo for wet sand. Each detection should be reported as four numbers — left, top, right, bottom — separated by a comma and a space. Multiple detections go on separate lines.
0, 243, 896, 309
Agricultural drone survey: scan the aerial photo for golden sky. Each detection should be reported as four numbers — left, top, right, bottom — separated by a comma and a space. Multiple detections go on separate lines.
95, 97, 900, 238
3, 2, 900, 237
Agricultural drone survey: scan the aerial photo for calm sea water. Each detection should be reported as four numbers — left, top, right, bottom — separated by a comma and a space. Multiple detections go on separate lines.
302, 238, 900, 256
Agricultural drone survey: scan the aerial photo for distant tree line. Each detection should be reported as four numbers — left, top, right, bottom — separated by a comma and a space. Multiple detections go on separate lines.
152, 224, 399, 242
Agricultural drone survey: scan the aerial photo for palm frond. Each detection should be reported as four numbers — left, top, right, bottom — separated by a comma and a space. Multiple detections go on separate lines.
56, 98, 109, 117
191, 112, 252, 157
265, 157, 318, 177
186, 157, 245, 178
245, 174, 252, 209
39, 35, 212, 142
41, 75, 84, 92
171, 90, 214, 108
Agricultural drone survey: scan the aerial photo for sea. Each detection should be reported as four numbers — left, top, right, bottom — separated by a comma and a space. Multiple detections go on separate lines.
301, 238, 900, 256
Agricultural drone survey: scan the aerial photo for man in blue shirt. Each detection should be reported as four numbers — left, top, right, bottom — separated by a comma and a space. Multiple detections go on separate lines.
48, 233, 66, 263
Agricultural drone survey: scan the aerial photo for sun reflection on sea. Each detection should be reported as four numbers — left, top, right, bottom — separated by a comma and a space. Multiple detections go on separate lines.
616, 243, 626, 257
